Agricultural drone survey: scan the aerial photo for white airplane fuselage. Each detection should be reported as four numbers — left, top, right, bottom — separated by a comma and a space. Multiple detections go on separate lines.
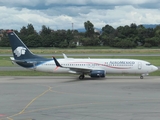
33, 58, 157, 74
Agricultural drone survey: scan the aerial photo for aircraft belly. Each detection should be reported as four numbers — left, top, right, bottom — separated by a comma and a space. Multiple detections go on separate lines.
106, 68, 137, 74
107, 68, 147, 74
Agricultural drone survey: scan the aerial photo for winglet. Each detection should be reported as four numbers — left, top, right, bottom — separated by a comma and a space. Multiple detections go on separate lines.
62, 53, 68, 59
52, 57, 62, 67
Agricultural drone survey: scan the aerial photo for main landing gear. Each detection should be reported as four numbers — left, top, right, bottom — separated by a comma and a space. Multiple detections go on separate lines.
79, 74, 85, 80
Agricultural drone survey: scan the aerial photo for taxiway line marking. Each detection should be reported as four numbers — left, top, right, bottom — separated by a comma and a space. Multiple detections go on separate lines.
4, 85, 52, 120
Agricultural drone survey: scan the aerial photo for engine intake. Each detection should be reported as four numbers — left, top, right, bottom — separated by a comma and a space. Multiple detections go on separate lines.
90, 70, 105, 78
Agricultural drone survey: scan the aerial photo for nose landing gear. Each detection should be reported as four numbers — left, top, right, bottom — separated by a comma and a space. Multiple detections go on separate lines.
140, 75, 143, 79
140, 73, 149, 79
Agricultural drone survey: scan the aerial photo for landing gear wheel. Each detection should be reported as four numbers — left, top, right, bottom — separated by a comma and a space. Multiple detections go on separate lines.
79, 75, 84, 80
140, 76, 143, 79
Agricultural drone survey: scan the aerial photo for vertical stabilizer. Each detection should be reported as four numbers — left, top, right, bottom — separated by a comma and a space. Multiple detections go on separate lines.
7, 31, 41, 60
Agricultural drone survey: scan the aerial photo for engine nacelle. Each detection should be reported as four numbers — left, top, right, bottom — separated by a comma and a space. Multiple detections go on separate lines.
90, 70, 105, 78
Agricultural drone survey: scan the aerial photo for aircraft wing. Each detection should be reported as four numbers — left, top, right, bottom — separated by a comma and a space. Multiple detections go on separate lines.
53, 57, 98, 74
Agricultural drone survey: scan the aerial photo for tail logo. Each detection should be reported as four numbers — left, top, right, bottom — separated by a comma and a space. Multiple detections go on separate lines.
14, 47, 26, 57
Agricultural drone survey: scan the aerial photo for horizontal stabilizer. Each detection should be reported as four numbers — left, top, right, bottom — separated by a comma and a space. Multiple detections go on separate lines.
10, 57, 26, 63
10, 57, 37, 64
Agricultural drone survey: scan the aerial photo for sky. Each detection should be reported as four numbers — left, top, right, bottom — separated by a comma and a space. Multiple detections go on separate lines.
0, 0, 160, 31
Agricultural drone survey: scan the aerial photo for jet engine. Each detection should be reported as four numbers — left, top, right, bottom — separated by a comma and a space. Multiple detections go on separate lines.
90, 70, 105, 78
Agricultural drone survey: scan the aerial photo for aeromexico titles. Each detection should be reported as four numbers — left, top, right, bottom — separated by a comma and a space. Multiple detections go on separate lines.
7, 31, 158, 80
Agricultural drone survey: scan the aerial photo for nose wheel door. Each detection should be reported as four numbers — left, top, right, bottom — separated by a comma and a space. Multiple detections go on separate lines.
138, 62, 143, 79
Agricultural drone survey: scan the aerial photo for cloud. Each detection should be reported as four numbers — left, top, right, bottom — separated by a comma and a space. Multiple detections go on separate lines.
0, 0, 160, 31
0, 0, 159, 9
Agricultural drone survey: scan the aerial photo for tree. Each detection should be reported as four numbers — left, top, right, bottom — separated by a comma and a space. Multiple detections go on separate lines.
69, 40, 77, 48
26, 34, 41, 47
84, 21, 94, 37
144, 37, 160, 47
53, 30, 67, 47
59, 39, 68, 48
137, 25, 146, 45
99, 35, 113, 46
19, 24, 38, 47
1, 22, 160, 48
41, 25, 51, 35
27, 24, 35, 35
20, 26, 27, 35
154, 25, 160, 37
66, 29, 74, 46
145, 28, 154, 38
114, 38, 136, 48
130, 23, 137, 29
115, 26, 126, 39
0, 32, 10, 47
102, 24, 115, 35
81, 37, 100, 46
19, 26, 28, 44
0, 30, 18, 47
40, 25, 53, 47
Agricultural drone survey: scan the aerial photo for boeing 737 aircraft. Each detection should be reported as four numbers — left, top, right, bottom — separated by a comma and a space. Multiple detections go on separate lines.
7, 31, 158, 79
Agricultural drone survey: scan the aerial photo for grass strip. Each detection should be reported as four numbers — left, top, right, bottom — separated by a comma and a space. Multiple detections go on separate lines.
0, 56, 160, 66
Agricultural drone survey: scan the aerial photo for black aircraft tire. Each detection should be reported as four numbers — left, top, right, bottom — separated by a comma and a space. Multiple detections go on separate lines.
79, 75, 84, 80
140, 76, 143, 79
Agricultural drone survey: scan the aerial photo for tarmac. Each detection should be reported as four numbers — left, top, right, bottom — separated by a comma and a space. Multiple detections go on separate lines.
0, 76, 160, 120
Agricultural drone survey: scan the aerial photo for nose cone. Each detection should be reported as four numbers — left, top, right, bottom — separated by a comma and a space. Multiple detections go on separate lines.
153, 66, 158, 72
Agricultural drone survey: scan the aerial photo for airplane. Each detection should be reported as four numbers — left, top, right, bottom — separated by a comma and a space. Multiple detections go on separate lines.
7, 30, 158, 80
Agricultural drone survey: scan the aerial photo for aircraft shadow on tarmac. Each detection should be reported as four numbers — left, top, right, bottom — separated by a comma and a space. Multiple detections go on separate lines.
60, 76, 106, 83
8, 76, 150, 83
62, 76, 151, 83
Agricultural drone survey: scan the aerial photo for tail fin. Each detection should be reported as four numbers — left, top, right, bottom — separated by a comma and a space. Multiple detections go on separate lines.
7, 31, 41, 60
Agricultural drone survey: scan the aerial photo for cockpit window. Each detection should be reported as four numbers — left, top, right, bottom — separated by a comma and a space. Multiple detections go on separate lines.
146, 64, 152, 66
